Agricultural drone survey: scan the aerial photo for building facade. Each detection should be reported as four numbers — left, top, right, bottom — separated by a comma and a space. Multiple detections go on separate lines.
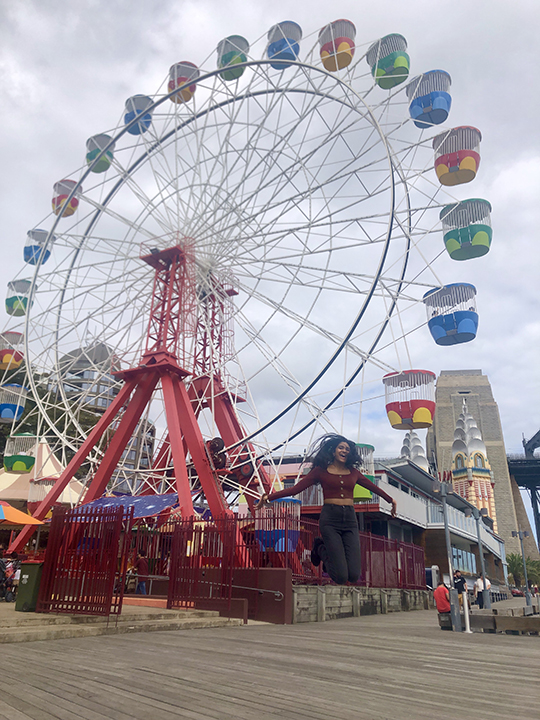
426, 369, 538, 558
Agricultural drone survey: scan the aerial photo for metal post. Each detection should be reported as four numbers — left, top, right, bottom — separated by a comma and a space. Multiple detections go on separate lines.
473, 510, 491, 610
440, 485, 461, 631
518, 531, 532, 607
462, 590, 472, 634
529, 488, 540, 554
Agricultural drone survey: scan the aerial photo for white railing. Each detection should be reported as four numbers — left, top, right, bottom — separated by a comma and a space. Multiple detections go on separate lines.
427, 501, 503, 557
378, 476, 429, 527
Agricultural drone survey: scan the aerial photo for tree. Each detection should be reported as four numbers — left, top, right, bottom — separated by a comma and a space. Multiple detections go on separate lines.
526, 557, 540, 587
506, 552, 540, 589
506, 553, 524, 587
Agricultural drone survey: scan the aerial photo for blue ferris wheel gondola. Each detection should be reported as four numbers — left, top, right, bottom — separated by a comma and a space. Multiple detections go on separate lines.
423, 283, 478, 345
24, 229, 56, 265
406, 70, 451, 129
267, 21, 302, 69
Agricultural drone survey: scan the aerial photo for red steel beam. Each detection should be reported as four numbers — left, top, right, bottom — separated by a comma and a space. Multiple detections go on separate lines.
9, 378, 138, 553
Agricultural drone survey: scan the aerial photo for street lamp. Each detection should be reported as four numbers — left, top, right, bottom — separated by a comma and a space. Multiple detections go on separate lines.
432, 479, 461, 631
511, 529, 532, 607
464, 506, 491, 610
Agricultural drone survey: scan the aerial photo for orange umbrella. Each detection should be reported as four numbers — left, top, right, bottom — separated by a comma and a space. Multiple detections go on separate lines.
0, 501, 43, 525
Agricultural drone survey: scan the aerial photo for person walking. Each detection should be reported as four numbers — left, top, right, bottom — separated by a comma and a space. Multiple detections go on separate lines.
255, 433, 397, 585
474, 575, 491, 609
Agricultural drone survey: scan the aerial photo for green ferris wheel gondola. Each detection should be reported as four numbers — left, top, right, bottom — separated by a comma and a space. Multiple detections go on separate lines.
440, 199, 492, 260
366, 34, 409, 89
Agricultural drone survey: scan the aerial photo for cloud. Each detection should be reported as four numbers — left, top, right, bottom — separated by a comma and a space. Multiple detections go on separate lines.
0, 0, 538, 470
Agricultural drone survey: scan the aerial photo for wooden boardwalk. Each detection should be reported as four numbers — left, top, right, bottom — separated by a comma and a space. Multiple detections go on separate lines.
0, 607, 538, 720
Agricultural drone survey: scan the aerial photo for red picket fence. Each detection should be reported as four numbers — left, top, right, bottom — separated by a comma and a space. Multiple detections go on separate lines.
36, 504, 133, 616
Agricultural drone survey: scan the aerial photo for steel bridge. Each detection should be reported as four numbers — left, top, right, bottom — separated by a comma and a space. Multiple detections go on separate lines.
507, 428, 540, 549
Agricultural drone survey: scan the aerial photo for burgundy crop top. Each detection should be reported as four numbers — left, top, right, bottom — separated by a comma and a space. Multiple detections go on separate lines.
267, 467, 393, 504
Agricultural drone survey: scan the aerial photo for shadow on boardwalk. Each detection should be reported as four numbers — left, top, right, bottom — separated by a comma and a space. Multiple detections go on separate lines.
0, 607, 538, 720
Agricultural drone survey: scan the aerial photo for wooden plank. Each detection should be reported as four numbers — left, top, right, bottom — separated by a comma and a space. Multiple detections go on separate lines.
0, 609, 539, 720
495, 616, 540, 633
469, 614, 497, 631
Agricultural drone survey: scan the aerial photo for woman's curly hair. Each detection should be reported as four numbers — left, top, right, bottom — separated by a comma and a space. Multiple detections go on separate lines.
307, 433, 360, 470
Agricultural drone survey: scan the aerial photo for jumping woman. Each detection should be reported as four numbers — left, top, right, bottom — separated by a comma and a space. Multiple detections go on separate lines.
255, 434, 397, 585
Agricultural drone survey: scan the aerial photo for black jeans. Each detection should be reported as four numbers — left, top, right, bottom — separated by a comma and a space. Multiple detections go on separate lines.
318, 504, 361, 585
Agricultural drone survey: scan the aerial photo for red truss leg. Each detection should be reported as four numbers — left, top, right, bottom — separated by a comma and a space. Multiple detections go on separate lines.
163, 373, 232, 518
161, 372, 207, 516
9, 378, 138, 552
190, 274, 273, 510
82, 371, 160, 505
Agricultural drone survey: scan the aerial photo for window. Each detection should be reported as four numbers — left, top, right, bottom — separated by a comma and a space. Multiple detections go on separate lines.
403, 528, 413, 543
455, 454, 464, 469
474, 454, 485, 468
452, 547, 477, 574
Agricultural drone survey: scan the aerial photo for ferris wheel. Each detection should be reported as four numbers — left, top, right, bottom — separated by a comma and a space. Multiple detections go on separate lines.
1, 20, 492, 524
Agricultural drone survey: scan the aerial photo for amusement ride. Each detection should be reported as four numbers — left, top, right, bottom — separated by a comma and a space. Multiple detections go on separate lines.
0, 20, 493, 553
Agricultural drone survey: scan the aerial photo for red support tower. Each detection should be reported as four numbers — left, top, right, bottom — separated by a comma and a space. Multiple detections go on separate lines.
10, 240, 270, 553
188, 272, 273, 512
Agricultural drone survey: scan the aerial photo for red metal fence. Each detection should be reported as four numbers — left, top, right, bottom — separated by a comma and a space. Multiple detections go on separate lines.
167, 517, 237, 613
36, 508, 425, 617
358, 531, 425, 589
36, 505, 133, 616
165, 512, 426, 604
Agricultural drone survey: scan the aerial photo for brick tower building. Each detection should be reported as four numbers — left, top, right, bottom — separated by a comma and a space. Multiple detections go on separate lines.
426, 369, 538, 559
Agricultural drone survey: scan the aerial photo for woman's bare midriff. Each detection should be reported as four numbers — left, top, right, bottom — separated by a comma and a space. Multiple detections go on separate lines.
324, 498, 354, 506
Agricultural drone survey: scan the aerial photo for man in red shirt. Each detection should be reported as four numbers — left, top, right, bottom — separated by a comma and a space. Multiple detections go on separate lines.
433, 580, 451, 614
134, 550, 149, 595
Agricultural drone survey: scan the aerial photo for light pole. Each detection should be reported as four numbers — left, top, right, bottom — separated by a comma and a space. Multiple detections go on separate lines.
511, 529, 532, 607
465, 506, 491, 610
433, 479, 461, 631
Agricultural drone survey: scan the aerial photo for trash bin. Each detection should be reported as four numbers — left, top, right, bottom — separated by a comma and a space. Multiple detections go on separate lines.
15, 561, 43, 612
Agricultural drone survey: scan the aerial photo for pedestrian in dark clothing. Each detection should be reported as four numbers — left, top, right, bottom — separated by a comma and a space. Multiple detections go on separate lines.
454, 570, 467, 606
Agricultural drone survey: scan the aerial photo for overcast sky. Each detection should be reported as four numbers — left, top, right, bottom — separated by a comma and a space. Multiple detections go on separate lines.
1, 0, 539, 474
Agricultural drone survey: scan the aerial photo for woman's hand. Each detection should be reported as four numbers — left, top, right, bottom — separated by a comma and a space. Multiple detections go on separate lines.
391, 499, 397, 518
254, 493, 269, 510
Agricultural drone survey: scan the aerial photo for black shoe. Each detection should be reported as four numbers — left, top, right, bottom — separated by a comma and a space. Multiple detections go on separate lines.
311, 537, 324, 567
